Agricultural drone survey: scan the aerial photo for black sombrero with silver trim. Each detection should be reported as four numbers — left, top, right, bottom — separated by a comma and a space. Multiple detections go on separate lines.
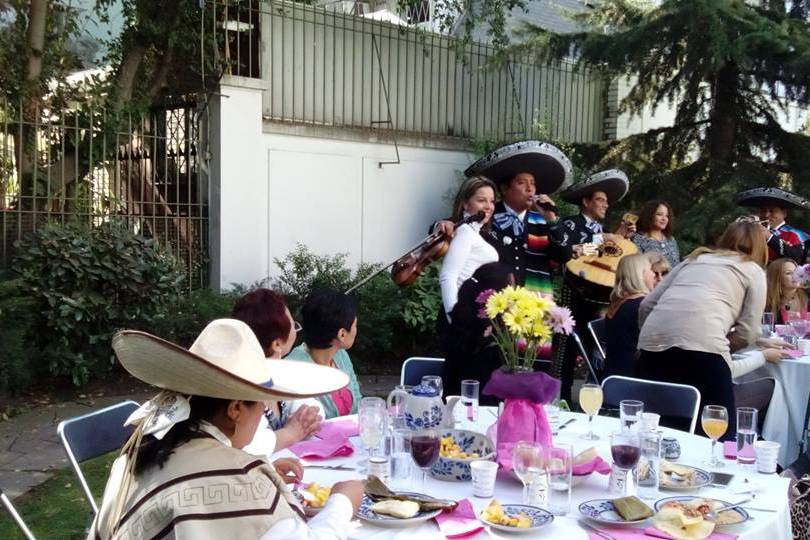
464, 140, 574, 194
559, 169, 629, 205
735, 187, 810, 211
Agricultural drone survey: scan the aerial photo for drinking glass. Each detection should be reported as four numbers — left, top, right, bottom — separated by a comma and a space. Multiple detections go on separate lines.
387, 384, 411, 430
610, 431, 641, 497
579, 384, 603, 440
390, 428, 412, 489
736, 407, 758, 466
789, 315, 809, 339
701, 405, 728, 468
512, 441, 545, 505
547, 443, 573, 515
461, 380, 480, 426
409, 428, 440, 491
761, 312, 775, 337
359, 397, 386, 470
620, 400, 644, 432
422, 375, 444, 397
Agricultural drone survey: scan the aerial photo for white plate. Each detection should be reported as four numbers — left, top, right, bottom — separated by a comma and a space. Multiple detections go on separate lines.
578, 498, 651, 526
481, 504, 554, 533
654, 496, 750, 526
659, 464, 712, 491
356, 493, 443, 527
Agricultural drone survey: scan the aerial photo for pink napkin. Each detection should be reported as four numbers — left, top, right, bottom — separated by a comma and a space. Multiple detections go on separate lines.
573, 456, 612, 476
435, 499, 484, 538
316, 418, 359, 440
784, 349, 803, 358
585, 527, 736, 540
289, 437, 354, 459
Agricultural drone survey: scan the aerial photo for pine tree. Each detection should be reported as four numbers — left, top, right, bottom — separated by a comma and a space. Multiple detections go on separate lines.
511, 0, 810, 244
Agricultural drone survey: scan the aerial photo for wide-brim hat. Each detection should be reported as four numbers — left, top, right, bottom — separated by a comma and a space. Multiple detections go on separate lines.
559, 169, 629, 205
464, 140, 574, 194
735, 187, 810, 211
112, 319, 349, 401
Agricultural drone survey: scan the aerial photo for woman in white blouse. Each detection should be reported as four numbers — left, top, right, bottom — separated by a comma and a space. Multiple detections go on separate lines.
439, 176, 498, 317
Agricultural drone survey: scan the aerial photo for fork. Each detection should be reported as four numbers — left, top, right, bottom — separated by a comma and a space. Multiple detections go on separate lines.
704, 497, 752, 522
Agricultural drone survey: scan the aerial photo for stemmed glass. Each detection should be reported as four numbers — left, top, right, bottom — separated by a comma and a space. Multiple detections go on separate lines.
610, 431, 641, 496
421, 375, 444, 398
579, 383, 603, 440
409, 428, 440, 491
788, 311, 809, 339
512, 441, 545, 505
359, 397, 387, 471
701, 405, 728, 468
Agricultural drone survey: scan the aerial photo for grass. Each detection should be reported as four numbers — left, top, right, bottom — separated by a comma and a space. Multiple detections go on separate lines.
0, 453, 116, 539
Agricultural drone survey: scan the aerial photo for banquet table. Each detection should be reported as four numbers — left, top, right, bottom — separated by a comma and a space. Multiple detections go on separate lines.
273, 408, 792, 539
744, 354, 810, 466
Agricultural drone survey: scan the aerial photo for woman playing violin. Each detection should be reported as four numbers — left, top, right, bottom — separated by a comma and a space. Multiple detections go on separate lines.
439, 176, 498, 317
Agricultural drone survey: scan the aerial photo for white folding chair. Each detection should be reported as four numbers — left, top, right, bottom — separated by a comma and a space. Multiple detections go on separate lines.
400, 357, 445, 386
601, 375, 701, 434
1, 487, 36, 540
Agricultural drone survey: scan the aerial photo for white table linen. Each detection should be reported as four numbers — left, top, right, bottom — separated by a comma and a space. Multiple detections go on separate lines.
273, 409, 792, 540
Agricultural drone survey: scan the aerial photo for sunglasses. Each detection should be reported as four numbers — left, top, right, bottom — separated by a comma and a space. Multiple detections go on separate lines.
654, 270, 669, 278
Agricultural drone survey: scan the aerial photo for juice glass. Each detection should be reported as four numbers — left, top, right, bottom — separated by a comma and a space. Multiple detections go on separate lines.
579, 384, 603, 440
701, 405, 728, 468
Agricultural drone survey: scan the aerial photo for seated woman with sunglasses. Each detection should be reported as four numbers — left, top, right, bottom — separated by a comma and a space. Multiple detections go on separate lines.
232, 289, 325, 455
646, 251, 672, 287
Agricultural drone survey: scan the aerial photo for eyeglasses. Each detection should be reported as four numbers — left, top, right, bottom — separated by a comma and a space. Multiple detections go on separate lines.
293, 320, 303, 332
654, 271, 669, 278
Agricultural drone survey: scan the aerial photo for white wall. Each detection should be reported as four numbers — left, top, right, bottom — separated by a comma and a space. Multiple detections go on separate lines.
210, 77, 473, 289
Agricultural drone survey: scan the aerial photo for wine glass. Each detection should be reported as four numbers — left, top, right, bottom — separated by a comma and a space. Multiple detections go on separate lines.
409, 428, 440, 491
579, 384, 603, 440
610, 431, 641, 496
788, 312, 809, 339
512, 441, 545, 505
421, 375, 444, 398
701, 405, 728, 468
359, 397, 386, 471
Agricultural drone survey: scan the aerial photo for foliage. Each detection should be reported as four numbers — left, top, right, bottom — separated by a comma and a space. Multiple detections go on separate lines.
507, 0, 810, 248
150, 287, 239, 348
0, 276, 40, 394
13, 222, 185, 386
402, 264, 442, 334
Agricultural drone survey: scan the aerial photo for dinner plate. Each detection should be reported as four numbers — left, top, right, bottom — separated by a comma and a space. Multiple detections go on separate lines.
356, 493, 443, 527
578, 498, 651, 526
654, 496, 750, 526
659, 464, 712, 491
293, 484, 327, 517
481, 504, 554, 533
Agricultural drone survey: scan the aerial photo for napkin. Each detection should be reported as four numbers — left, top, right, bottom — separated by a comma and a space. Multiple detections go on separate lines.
573, 455, 612, 476
784, 349, 803, 358
434, 499, 484, 538
584, 527, 736, 540
316, 418, 359, 440
289, 437, 354, 459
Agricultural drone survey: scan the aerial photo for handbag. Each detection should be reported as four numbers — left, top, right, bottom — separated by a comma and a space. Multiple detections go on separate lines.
790, 474, 810, 539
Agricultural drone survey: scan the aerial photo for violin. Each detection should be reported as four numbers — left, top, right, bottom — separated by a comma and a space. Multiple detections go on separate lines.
390, 211, 486, 287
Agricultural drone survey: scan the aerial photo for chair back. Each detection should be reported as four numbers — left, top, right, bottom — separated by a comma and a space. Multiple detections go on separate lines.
1, 487, 36, 539
57, 400, 140, 514
732, 377, 775, 433
601, 375, 701, 434
587, 318, 607, 375
570, 331, 600, 385
401, 357, 444, 386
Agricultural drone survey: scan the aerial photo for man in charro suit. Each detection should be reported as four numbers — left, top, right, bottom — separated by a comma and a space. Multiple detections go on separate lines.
735, 187, 810, 264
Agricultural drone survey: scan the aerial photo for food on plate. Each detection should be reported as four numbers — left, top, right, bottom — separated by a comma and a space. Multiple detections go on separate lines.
301, 483, 331, 508
365, 475, 457, 512
653, 505, 715, 540
370, 499, 420, 519
660, 499, 745, 526
612, 496, 653, 521
480, 500, 531, 528
660, 460, 696, 486
440, 435, 480, 459
573, 446, 599, 466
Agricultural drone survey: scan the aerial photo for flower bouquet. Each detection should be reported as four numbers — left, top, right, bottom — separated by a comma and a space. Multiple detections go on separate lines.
475, 286, 575, 471
794, 264, 810, 288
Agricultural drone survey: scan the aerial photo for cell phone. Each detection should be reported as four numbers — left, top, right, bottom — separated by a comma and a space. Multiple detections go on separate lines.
710, 472, 735, 487
623, 212, 639, 225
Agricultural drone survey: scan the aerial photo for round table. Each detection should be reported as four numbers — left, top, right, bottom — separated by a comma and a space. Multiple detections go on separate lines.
275, 409, 792, 539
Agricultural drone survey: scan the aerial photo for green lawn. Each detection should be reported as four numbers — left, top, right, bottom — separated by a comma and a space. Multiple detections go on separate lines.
0, 453, 116, 539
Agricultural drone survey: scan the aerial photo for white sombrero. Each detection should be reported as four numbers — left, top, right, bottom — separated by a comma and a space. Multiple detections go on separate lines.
464, 140, 574, 194
560, 169, 629, 205
735, 187, 810, 211
112, 319, 349, 401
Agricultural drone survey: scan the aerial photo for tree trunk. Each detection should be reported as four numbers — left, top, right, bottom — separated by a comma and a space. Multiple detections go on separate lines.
706, 63, 739, 171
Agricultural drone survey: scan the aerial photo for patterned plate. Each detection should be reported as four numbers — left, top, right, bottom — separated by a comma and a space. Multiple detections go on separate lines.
481, 504, 554, 533
654, 496, 749, 526
659, 464, 712, 491
356, 493, 442, 527
578, 498, 652, 525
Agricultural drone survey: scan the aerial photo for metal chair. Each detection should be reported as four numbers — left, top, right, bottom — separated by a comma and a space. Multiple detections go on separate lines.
1, 487, 36, 540
587, 317, 607, 376
57, 400, 139, 514
400, 357, 445, 386
570, 330, 601, 385
732, 377, 775, 433
601, 375, 701, 433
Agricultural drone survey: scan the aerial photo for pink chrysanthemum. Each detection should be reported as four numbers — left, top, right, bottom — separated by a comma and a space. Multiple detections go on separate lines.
549, 306, 575, 335
476, 288, 496, 305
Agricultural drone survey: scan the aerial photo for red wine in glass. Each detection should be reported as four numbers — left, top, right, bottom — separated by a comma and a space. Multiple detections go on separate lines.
611, 444, 641, 469
411, 435, 440, 468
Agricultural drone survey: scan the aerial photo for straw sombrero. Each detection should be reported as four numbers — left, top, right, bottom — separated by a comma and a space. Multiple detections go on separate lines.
559, 169, 629, 205
464, 140, 574, 194
735, 187, 810, 211
112, 319, 349, 401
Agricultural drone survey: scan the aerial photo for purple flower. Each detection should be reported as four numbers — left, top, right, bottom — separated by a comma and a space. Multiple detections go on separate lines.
549, 306, 575, 335
477, 307, 489, 320
795, 265, 810, 287
476, 288, 496, 305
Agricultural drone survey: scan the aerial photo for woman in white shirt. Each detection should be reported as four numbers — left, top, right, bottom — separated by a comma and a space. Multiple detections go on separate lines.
439, 176, 498, 316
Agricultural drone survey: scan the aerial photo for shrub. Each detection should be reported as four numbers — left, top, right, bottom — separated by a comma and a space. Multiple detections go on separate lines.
14, 222, 186, 386
151, 287, 238, 347
402, 264, 442, 334
0, 276, 40, 394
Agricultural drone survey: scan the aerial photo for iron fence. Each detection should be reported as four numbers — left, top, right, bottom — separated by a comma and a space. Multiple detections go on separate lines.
208, 0, 606, 143
0, 97, 209, 290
